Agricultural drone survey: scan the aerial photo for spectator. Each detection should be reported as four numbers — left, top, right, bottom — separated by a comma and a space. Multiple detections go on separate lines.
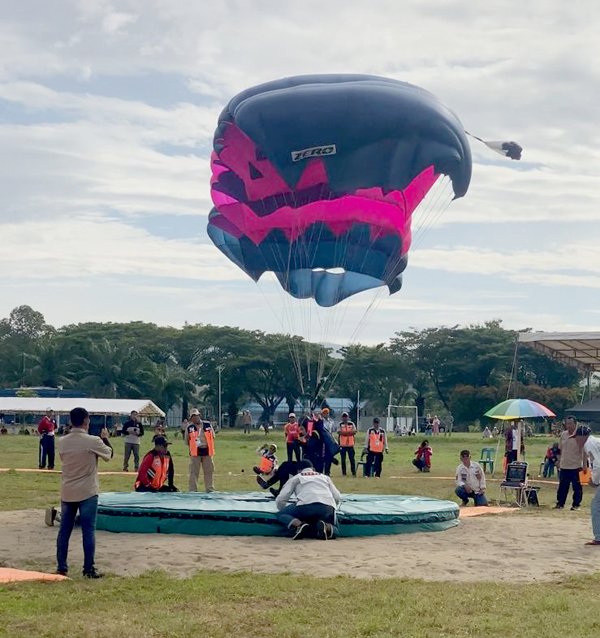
38, 408, 57, 470
55, 407, 113, 578
482, 426, 493, 439
122, 410, 144, 472
241, 410, 253, 434
364, 417, 388, 478
543, 442, 560, 478
555, 416, 585, 510
275, 459, 341, 540
576, 426, 600, 545
134, 436, 178, 492
412, 439, 432, 472
455, 450, 488, 506
432, 415, 441, 436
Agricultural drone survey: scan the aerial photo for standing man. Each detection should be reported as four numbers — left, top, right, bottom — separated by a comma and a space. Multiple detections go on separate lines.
38, 408, 57, 469
555, 416, 585, 510
576, 426, 600, 545
364, 417, 388, 478
338, 412, 357, 477
455, 449, 488, 506
275, 459, 341, 540
241, 410, 253, 434
185, 408, 216, 492
56, 407, 113, 578
504, 421, 518, 465
122, 410, 144, 472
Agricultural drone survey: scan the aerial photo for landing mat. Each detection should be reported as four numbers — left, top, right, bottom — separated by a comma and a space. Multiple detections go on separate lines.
97, 491, 459, 537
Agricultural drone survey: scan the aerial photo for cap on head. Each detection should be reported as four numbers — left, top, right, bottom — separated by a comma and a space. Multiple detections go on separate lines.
341, 412, 349, 417
154, 436, 169, 447
289, 413, 296, 418
189, 409, 201, 417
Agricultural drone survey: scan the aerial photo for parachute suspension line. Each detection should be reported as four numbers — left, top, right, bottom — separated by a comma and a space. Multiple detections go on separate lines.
410, 177, 454, 248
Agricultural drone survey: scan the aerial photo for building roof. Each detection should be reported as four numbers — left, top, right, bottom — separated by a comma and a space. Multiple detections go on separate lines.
518, 332, 600, 373
0, 397, 164, 417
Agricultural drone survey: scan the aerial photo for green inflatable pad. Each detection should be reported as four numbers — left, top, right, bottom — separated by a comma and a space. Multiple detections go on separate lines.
97, 492, 459, 537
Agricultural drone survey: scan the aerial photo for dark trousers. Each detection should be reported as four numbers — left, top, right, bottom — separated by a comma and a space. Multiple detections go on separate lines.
264, 461, 298, 489
556, 468, 582, 507
39, 434, 55, 469
123, 442, 140, 470
413, 458, 426, 471
365, 451, 383, 477
56, 495, 98, 575
340, 447, 356, 476
286, 441, 301, 463
277, 502, 336, 537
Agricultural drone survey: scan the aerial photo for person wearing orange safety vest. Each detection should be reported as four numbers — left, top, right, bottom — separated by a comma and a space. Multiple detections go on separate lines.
254, 443, 278, 477
364, 417, 388, 478
284, 413, 302, 462
134, 436, 178, 492
185, 409, 216, 492
338, 412, 357, 477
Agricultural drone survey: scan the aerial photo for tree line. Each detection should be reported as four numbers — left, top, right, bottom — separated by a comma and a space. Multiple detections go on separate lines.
0, 305, 580, 428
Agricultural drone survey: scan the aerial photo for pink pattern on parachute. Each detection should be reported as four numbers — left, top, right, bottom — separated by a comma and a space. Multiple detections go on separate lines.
210, 122, 441, 250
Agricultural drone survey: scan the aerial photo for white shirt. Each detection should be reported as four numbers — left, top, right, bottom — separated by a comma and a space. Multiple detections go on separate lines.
584, 436, 600, 486
455, 461, 486, 494
275, 469, 341, 510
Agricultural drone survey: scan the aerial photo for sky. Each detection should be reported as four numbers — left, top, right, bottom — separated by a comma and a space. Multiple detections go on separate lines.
1, 1, 599, 347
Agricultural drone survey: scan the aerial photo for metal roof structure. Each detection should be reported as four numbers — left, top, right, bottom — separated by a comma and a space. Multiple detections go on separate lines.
518, 332, 600, 373
0, 397, 164, 417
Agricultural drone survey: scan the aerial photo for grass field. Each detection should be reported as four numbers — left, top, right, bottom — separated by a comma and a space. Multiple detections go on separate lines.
2, 431, 599, 638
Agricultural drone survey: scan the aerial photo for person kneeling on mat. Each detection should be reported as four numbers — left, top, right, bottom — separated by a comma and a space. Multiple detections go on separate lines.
134, 436, 178, 493
275, 459, 341, 540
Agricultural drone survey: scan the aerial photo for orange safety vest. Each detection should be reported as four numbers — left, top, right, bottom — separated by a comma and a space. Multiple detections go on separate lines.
339, 423, 356, 447
258, 455, 275, 473
135, 454, 170, 490
368, 429, 385, 453
188, 422, 216, 457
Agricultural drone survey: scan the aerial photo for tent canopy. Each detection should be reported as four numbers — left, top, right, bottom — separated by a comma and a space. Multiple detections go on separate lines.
0, 397, 164, 417
565, 397, 600, 423
518, 332, 600, 373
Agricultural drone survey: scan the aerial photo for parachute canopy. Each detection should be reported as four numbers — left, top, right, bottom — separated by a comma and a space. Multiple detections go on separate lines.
208, 74, 472, 307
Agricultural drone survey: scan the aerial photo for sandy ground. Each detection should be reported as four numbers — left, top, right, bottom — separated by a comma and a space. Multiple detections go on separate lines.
0, 509, 597, 583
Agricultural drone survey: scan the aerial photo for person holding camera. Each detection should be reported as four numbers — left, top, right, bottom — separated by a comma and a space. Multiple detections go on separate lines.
56, 407, 113, 578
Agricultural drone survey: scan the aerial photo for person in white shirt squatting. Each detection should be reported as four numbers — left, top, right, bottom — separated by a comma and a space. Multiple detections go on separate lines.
455, 449, 488, 507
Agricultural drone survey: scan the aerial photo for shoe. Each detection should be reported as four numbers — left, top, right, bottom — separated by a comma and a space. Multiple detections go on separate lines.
122, 468, 128, 472
269, 487, 280, 497
292, 522, 309, 540
45, 506, 58, 527
252, 466, 261, 475
553, 505, 564, 510
460, 501, 469, 507
256, 476, 269, 489
324, 522, 335, 539
585, 540, 600, 546
316, 520, 328, 541
83, 569, 104, 579
55, 569, 68, 576
571, 506, 580, 511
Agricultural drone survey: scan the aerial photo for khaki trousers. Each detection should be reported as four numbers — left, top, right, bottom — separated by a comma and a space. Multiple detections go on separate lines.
188, 454, 215, 492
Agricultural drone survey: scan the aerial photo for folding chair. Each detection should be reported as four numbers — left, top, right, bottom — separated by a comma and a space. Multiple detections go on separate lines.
479, 447, 495, 474
499, 462, 529, 507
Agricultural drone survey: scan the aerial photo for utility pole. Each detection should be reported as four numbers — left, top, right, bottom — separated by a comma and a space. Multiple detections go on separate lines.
217, 365, 225, 430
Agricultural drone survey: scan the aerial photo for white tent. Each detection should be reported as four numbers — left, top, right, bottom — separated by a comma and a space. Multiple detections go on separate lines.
0, 397, 164, 418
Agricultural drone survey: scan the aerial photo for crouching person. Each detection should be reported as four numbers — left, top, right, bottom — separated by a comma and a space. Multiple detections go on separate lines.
275, 459, 341, 540
455, 449, 488, 506
134, 436, 178, 493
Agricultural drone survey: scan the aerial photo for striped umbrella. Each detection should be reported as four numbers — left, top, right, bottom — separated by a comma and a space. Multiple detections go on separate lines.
484, 398, 556, 420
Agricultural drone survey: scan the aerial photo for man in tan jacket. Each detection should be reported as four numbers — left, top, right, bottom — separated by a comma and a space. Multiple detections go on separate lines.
56, 407, 113, 578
